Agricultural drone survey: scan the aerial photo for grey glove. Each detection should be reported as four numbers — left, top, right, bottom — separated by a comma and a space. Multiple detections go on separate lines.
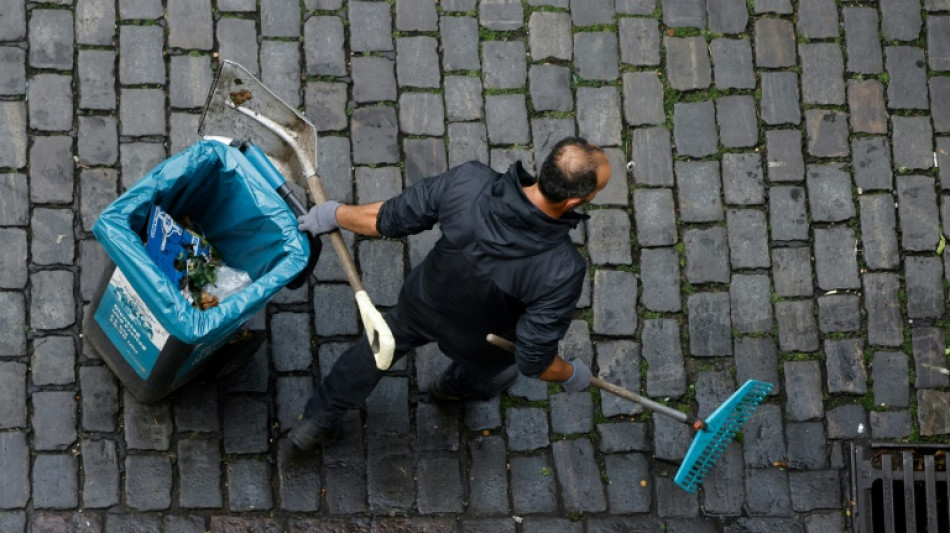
562, 359, 592, 393
297, 201, 341, 236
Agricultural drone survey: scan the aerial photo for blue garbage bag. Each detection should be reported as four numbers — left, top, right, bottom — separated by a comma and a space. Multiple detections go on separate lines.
93, 140, 309, 349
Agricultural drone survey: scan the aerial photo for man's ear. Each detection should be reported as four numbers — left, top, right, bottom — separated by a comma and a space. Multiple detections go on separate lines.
563, 197, 584, 210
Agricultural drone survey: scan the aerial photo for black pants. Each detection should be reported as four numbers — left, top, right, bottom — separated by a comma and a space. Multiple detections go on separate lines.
301, 293, 517, 430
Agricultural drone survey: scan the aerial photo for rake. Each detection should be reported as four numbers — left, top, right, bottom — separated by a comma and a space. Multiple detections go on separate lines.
486, 334, 773, 493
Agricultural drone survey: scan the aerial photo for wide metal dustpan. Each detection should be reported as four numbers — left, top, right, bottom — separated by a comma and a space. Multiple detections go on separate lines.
199, 60, 395, 371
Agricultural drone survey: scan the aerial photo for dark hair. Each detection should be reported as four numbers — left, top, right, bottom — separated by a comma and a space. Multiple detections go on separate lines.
537, 137, 605, 203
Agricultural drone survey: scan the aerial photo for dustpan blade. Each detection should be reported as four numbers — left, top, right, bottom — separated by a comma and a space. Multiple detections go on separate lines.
673, 379, 773, 492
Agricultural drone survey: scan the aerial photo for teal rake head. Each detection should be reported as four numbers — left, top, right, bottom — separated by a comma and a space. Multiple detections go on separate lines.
674, 380, 773, 493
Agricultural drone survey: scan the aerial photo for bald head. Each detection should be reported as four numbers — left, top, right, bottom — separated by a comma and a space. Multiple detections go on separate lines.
537, 137, 608, 203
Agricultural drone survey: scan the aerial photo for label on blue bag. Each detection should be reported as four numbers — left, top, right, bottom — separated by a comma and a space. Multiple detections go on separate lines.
94, 267, 170, 379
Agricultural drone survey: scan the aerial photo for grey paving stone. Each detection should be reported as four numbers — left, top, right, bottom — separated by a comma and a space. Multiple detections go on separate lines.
893, 116, 934, 170
571, 0, 614, 25
0, 102, 27, 168
306, 0, 343, 8
766, 130, 805, 184
167, 0, 214, 48
28, 74, 72, 132
30, 208, 73, 267
859, 194, 899, 270
32, 455, 77, 510
688, 292, 732, 357
483, 41, 527, 90
640, 248, 682, 312
124, 392, 172, 450
551, 392, 594, 434
593, 270, 638, 336
702, 441, 745, 515
826, 404, 868, 438
120, 89, 166, 137
800, 43, 844, 106
769, 187, 808, 243
653, 412, 691, 462
464, 396, 503, 431
480, 0, 523, 30
619, 18, 659, 67
76, 0, 114, 45
596, 340, 642, 417
635, 188, 677, 246
172, 381, 219, 433
505, 407, 549, 452
933, 78, 950, 134
0, 47, 25, 96
0, 431, 29, 508
761, 72, 801, 126
217, 18, 259, 75
30, 270, 75, 331
227, 458, 273, 512
603, 453, 651, 513
356, 167, 402, 205
397, 37, 442, 89
574, 32, 619, 80
349, 2, 393, 52
663, 0, 706, 27
0, 229, 26, 289
399, 93, 445, 136
448, 122, 489, 167
906, 256, 944, 319
442, 0, 477, 9
304, 82, 347, 132
163, 516, 205, 533
507, 373, 548, 404
443, 77, 483, 122
673, 101, 718, 158
789, 471, 840, 512
696, 371, 737, 421
31, 336, 74, 386
745, 468, 793, 517
725, 518, 804, 533
28, 135, 73, 204
914, 327, 949, 389
416, 454, 463, 514
598, 422, 650, 454
120, 25, 164, 85
863, 273, 903, 347
207, 517, 278, 533
119, 0, 163, 19
917, 389, 950, 436
685, 227, 731, 284
276, 376, 313, 432
270, 313, 312, 372
587, 210, 633, 265
79, 168, 118, 233
552, 439, 606, 512
322, 410, 365, 469
352, 107, 400, 165
617, 0, 656, 13
870, 411, 911, 439
622, 72, 663, 126
844, 8, 883, 74
872, 351, 909, 408
124, 455, 172, 511
722, 153, 764, 205
0, 295, 26, 358
529, 66, 571, 113
940, 138, 950, 190
304, 17, 345, 77
897, 175, 940, 252
533, 117, 575, 163
716, 95, 757, 148
404, 137, 448, 184
734, 337, 780, 395
467, 436, 509, 513
260, 41, 302, 108
853, 138, 893, 191
631, 127, 674, 186
784, 362, 824, 426
814, 227, 860, 290
727, 209, 770, 269
755, 18, 796, 68
78, 116, 118, 166
797, 0, 838, 38
79, 439, 119, 509
396, 0, 437, 31
79, 366, 117, 432
707, 0, 748, 33
29, 10, 73, 69
775, 300, 819, 353
825, 339, 868, 394
881, 0, 922, 41
886, 47, 929, 110
527, 12, 571, 62
930, 17, 950, 71
818, 294, 861, 333
578, 87, 622, 147
676, 162, 723, 222
657, 476, 700, 517
731, 275, 773, 334
178, 439, 222, 509
772, 247, 812, 297
440, 16, 479, 71
415, 401, 459, 452
509, 455, 558, 514
169, 55, 212, 110
486, 95, 530, 145
666, 36, 712, 91
366, 376, 410, 437
641, 319, 686, 398
0, 0, 25, 40
317, 134, 355, 204
711, 38, 756, 90
120, 142, 166, 190
848, 80, 888, 134
742, 404, 786, 467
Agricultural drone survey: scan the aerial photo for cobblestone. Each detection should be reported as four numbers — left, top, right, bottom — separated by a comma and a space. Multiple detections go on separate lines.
769, 187, 808, 242
32, 455, 77, 510
882, 0, 923, 41
574, 32, 619, 81
887, 47, 929, 110
631, 127, 674, 186
784, 361, 823, 422
685, 227, 730, 284
665, 37, 711, 91
552, 439, 606, 512
766, 130, 805, 183
640, 249, 682, 312
711, 38, 755, 90
818, 294, 861, 333
634, 188, 677, 245
844, 8, 883, 74
509, 455, 557, 514
623, 72, 663, 126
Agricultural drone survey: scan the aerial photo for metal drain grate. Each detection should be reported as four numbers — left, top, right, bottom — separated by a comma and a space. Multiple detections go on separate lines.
851, 443, 950, 533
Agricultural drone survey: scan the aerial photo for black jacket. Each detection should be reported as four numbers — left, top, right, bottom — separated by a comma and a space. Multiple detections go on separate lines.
376, 161, 588, 378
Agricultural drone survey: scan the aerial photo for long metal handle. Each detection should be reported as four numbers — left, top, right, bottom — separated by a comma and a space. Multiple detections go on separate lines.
485, 334, 704, 429
306, 175, 364, 294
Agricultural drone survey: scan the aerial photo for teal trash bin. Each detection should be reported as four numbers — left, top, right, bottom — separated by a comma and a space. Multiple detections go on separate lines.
83, 140, 310, 402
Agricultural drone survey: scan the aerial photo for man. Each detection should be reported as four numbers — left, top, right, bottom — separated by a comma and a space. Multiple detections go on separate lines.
290, 137, 612, 450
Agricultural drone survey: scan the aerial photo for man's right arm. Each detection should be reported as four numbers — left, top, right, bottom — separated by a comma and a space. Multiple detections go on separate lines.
336, 202, 384, 236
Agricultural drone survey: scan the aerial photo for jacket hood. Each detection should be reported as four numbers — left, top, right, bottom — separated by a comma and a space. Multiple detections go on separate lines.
473, 162, 587, 258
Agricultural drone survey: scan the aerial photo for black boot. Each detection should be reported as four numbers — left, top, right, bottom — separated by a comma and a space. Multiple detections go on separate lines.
289, 417, 341, 451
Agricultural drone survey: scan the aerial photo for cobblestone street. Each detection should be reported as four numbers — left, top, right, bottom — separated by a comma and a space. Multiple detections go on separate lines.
2, 0, 950, 531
